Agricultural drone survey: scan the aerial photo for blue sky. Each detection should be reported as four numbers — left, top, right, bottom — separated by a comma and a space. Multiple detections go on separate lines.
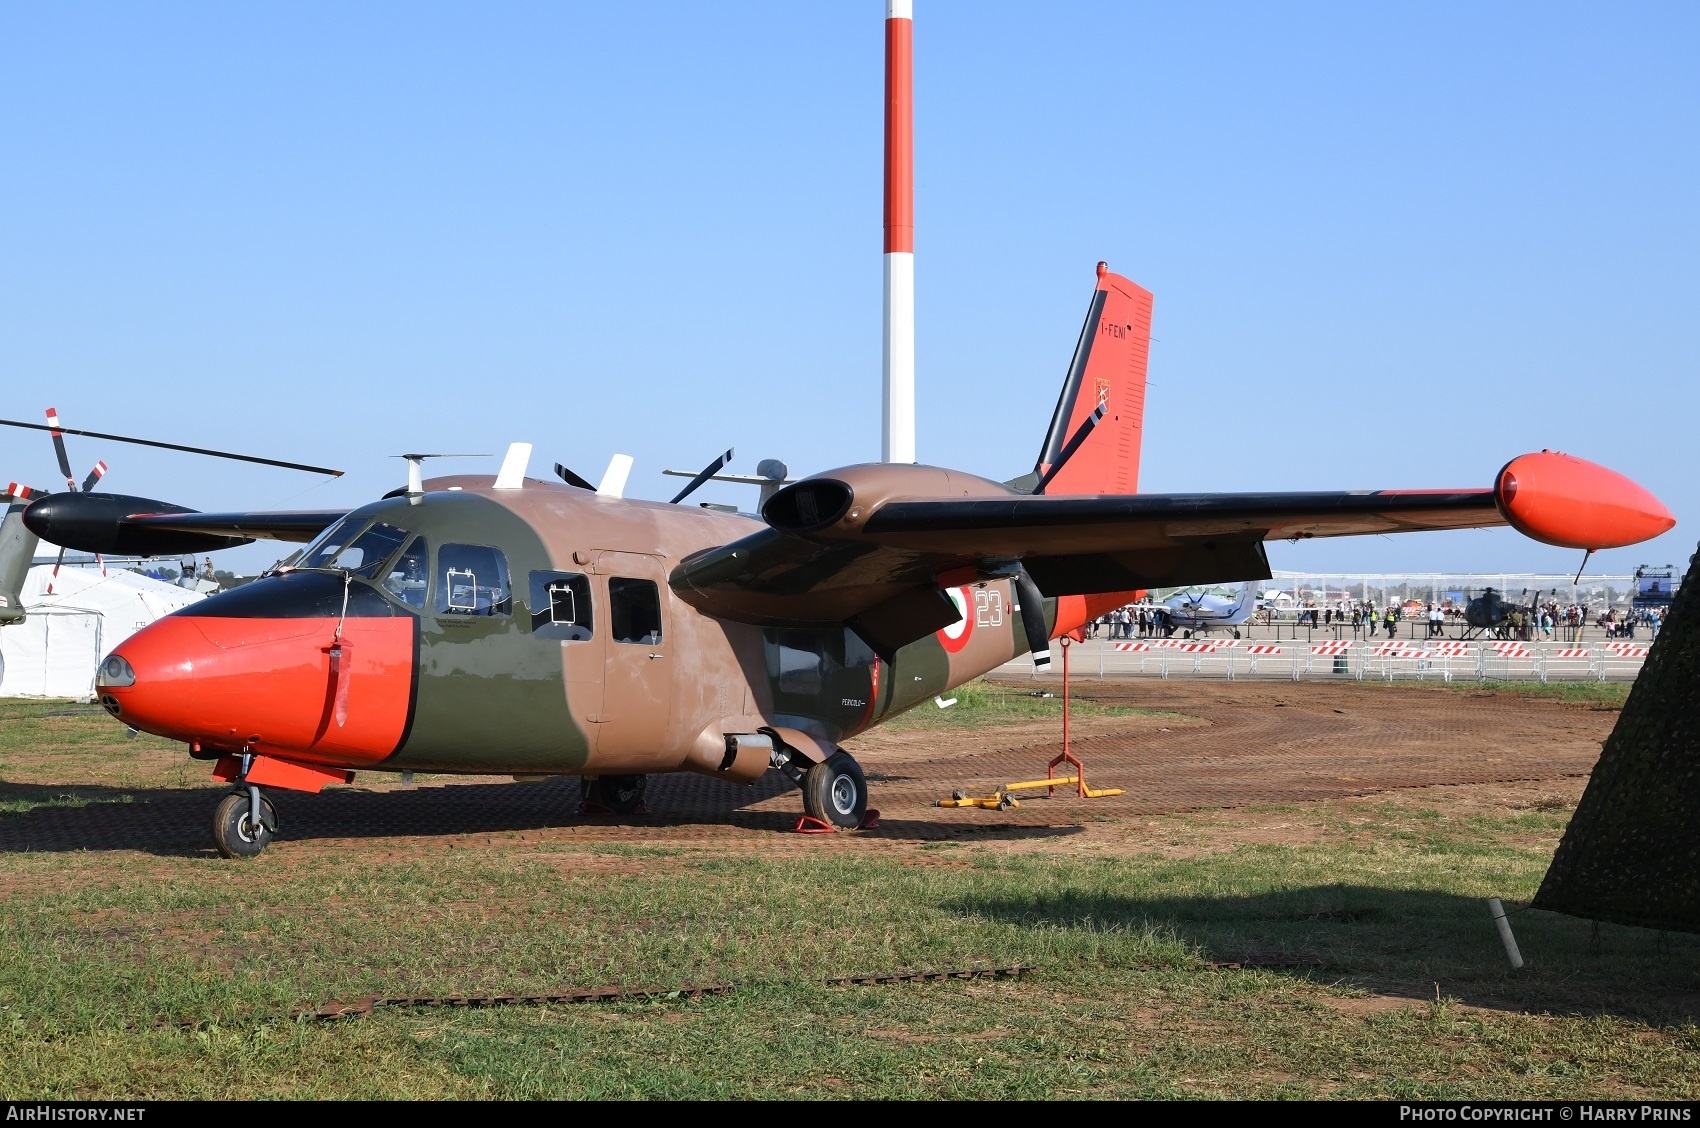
3, 2, 1694, 578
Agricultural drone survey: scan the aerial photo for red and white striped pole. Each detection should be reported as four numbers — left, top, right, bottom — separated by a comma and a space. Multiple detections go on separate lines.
882, 0, 915, 464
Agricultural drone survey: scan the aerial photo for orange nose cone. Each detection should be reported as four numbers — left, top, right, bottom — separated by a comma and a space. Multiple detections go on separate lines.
102, 617, 224, 742
1495, 452, 1675, 551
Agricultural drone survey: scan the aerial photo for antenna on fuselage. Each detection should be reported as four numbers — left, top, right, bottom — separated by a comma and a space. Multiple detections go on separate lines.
553, 453, 638, 499
597, 454, 634, 499
493, 443, 533, 490
393, 453, 490, 505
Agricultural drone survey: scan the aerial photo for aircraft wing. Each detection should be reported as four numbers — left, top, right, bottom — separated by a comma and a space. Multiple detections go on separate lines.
21, 492, 348, 555
671, 452, 1673, 655
673, 487, 1496, 623
119, 510, 350, 542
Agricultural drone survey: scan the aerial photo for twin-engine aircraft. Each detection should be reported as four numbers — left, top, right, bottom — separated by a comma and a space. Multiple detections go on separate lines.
12, 264, 1676, 856
1159, 581, 1260, 638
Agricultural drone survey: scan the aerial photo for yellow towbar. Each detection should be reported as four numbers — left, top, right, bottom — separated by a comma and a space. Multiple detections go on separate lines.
936, 758, 1124, 811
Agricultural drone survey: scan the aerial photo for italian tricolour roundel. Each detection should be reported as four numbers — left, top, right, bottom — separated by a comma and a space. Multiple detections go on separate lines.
937, 586, 973, 653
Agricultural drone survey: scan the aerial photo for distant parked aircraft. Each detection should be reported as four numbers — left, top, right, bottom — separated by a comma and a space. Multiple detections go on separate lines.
1165, 582, 1259, 638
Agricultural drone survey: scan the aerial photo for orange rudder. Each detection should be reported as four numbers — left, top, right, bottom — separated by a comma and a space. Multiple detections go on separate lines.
1032, 263, 1153, 497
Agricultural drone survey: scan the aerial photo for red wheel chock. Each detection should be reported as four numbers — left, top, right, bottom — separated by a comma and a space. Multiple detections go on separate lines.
859, 808, 881, 830
794, 816, 835, 834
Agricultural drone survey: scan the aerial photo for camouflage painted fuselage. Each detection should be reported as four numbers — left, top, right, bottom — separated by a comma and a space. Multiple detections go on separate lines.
98, 474, 1041, 784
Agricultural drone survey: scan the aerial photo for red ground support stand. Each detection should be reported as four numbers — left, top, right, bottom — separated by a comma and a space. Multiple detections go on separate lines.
1049, 636, 1085, 798
1048, 749, 1087, 799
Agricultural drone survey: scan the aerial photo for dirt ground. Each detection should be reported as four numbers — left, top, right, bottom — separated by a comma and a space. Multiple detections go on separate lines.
0, 679, 1617, 859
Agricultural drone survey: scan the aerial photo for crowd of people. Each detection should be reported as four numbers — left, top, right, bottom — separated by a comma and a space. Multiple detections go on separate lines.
1091, 605, 1171, 639
1084, 598, 1668, 642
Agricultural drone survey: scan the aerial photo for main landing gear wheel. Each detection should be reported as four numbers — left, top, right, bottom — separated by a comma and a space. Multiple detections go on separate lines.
802, 751, 868, 830
582, 774, 647, 815
212, 790, 277, 859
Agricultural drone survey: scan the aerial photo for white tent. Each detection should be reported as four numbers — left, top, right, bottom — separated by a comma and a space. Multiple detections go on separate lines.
0, 566, 206, 699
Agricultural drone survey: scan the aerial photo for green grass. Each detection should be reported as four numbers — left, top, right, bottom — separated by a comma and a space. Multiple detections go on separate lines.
2, 690, 1694, 1099
0, 700, 197, 818
0, 807, 1696, 1098
1437, 680, 1632, 708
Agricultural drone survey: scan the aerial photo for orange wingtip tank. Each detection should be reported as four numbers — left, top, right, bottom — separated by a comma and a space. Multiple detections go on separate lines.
1494, 451, 1675, 551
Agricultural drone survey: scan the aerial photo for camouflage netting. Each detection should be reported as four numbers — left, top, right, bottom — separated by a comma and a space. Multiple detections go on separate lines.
1533, 544, 1700, 935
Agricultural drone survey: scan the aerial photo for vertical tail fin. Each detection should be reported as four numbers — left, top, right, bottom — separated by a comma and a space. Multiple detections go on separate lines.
1, 486, 42, 625
1030, 262, 1153, 496
1231, 581, 1258, 620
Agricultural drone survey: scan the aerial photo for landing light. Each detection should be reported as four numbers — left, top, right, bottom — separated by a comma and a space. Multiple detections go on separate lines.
97, 654, 135, 688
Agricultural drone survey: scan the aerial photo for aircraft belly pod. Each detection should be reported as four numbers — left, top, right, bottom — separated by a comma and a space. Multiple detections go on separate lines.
17, 265, 1676, 856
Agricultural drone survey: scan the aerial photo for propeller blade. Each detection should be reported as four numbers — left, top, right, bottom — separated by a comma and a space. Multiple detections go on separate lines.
669, 448, 735, 505
45, 408, 75, 490
0, 417, 342, 477
81, 460, 108, 494
1013, 566, 1053, 672
553, 463, 594, 491
1032, 405, 1105, 495
46, 544, 67, 595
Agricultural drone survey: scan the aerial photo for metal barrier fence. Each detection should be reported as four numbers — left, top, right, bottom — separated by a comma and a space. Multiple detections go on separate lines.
999, 637, 1650, 682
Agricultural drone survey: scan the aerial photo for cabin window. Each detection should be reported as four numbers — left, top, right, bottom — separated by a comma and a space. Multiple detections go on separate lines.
436, 543, 512, 616
529, 571, 592, 641
381, 537, 429, 609
776, 630, 822, 695
608, 577, 662, 644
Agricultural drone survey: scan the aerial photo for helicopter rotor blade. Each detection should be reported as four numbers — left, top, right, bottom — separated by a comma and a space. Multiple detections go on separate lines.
553, 463, 594, 491
669, 448, 734, 505
81, 460, 108, 494
0, 417, 342, 477
44, 408, 76, 491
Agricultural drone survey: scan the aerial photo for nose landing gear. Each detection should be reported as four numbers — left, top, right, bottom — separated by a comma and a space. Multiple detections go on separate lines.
212, 785, 278, 858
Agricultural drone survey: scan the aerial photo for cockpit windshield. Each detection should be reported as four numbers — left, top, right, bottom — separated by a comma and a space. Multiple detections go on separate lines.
296, 517, 365, 569
297, 518, 412, 579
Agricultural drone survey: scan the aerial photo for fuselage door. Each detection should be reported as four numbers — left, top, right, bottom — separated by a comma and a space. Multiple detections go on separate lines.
591, 551, 674, 766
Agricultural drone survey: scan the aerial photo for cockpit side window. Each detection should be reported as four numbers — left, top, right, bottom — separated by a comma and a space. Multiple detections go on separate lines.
436, 543, 512, 617
381, 536, 429, 609
529, 571, 592, 641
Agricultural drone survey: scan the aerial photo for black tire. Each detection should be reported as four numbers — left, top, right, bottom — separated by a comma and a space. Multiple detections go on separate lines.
581, 774, 647, 815
802, 751, 867, 829
212, 791, 276, 859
